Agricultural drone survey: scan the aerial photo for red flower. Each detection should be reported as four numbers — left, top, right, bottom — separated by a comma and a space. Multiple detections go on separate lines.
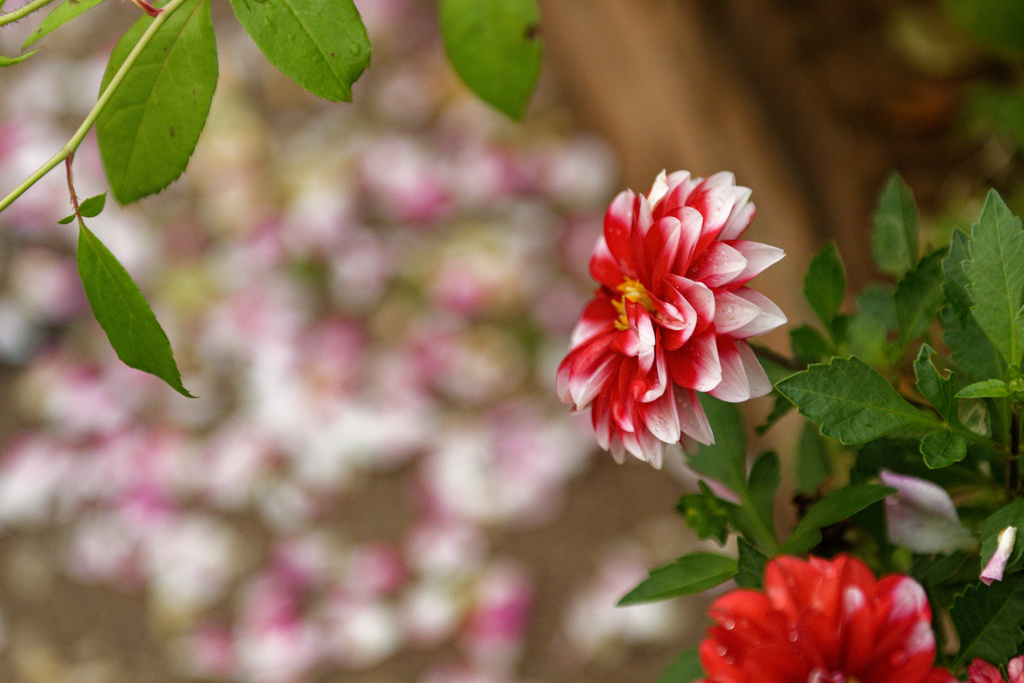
557, 171, 785, 467
699, 555, 957, 683
969, 656, 1024, 683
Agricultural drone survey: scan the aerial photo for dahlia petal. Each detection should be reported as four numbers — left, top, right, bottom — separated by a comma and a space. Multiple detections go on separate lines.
677, 388, 714, 445
718, 189, 755, 241
652, 292, 695, 335
646, 169, 670, 208
591, 392, 613, 450
668, 330, 721, 392
679, 277, 716, 332
603, 190, 635, 265
689, 242, 748, 288
609, 438, 627, 464
1009, 655, 1024, 683
968, 659, 1005, 683
740, 644, 808, 682
728, 289, 788, 339
589, 236, 625, 289
567, 355, 616, 409
556, 332, 616, 403
646, 216, 682, 290
617, 424, 643, 460
726, 240, 785, 286
713, 290, 763, 335
611, 328, 640, 358
630, 195, 655, 283
634, 306, 657, 374
637, 346, 670, 403
635, 426, 666, 468
657, 172, 698, 222
669, 206, 704, 274
638, 382, 680, 445
689, 184, 748, 251
708, 337, 751, 402
736, 340, 772, 398
569, 296, 618, 348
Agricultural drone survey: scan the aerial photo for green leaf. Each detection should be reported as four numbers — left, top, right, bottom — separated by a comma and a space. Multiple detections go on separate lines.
97, 0, 218, 203
920, 429, 967, 469
783, 484, 895, 554
0, 51, 37, 66
686, 395, 747, 494
796, 421, 830, 494
677, 482, 735, 545
747, 451, 779, 524
958, 379, 1010, 399
618, 552, 737, 605
943, 228, 1006, 384
755, 391, 795, 436
734, 536, 767, 589
78, 193, 106, 218
790, 324, 831, 364
804, 242, 846, 329
951, 573, 1024, 668
77, 224, 193, 397
978, 499, 1024, 575
228, 0, 369, 102
914, 344, 960, 422
942, 0, 1024, 59
895, 249, 948, 349
438, 0, 542, 120
872, 172, 920, 277
776, 357, 939, 444
912, 551, 969, 585
965, 190, 1024, 369
22, 0, 106, 50
658, 648, 704, 683
858, 284, 898, 331
839, 313, 891, 369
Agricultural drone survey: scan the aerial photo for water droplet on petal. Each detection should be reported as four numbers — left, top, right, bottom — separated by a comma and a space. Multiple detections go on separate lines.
788, 629, 799, 642
889, 650, 908, 666
722, 618, 736, 630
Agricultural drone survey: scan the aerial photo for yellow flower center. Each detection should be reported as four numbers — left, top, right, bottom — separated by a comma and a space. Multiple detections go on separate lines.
612, 277, 654, 330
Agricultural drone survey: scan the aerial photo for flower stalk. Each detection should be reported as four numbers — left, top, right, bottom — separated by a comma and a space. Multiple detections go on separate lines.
0, 0, 58, 28
0, 0, 188, 214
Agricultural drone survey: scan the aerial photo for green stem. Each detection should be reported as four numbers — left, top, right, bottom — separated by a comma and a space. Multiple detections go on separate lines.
0, 0, 188, 213
0, 0, 58, 27
1010, 406, 1020, 494
750, 343, 805, 373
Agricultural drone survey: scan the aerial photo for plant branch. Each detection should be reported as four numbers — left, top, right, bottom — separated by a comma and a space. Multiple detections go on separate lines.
750, 343, 805, 373
0, 0, 189, 213
0, 0, 58, 27
1010, 406, 1020, 495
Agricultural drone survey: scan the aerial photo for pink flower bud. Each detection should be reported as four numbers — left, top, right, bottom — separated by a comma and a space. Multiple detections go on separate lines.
980, 526, 1017, 585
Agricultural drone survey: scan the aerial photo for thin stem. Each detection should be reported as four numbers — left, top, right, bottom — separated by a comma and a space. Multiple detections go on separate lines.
0, 0, 58, 27
750, 343, 805, 373
0, 0, 189, 214
1010, 407, 1020, 495
65, 154, 79, 211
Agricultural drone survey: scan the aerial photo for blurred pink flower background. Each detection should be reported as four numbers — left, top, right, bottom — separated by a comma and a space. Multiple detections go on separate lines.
0, 0, 716, 680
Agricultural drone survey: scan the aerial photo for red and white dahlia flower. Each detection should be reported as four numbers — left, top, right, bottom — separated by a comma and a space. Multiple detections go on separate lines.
557, 170, 785, 467
699, 554, 956, 683
969, 656, 1024, 683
